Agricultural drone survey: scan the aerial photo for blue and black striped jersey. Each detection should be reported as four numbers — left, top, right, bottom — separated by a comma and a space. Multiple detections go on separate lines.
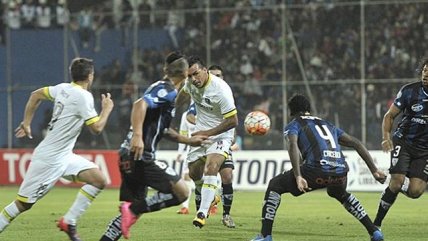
121, 79, 177, 161
284, 115, 348, 175
393, 81, 428, 149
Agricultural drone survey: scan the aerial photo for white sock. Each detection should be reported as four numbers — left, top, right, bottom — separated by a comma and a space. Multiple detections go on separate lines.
182, 180, 193, 209
0, 202, 21, 232
199, 175, 218, 216
63, 184, 102, 225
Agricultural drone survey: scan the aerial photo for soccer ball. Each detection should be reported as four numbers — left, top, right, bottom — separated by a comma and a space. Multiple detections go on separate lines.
244, 111, 271, 136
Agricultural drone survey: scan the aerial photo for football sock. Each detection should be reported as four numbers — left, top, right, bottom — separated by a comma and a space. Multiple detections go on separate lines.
64, 184, 102, 225
194, 179, 203, 211
374, 187, 398, 227
99, 214, 122, 241
0, 202, 21, 232
182, 180, 193, 209
130, 192, 180, 215
199, 175, 218, 216
261, 190, 281, 237
221, 183, 233, 215
341, 193, 377, 234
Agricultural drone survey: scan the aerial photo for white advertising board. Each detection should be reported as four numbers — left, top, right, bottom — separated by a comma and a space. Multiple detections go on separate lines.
156, 150, 391, 192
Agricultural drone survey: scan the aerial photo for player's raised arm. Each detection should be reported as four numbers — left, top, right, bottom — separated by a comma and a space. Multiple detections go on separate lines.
87, 93, 114, 134
15, 87, 51, 139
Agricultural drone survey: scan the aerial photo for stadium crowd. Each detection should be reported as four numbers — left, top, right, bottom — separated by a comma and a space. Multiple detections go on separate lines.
2, 0, 428, 149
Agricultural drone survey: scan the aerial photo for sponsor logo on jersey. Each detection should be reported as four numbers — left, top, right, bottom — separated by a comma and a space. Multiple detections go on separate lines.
411, 103, 423, 112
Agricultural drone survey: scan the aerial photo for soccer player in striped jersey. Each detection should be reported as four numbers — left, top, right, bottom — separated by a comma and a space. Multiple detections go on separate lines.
177, 56, 238, 229
0, 58, 114, 241
99, 52, 208, 241
251, 94, 386, 241
374, 58, 428, 228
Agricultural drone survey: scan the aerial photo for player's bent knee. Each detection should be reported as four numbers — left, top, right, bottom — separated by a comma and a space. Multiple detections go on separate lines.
407, 188, 424, 199
15, 200, 33, 212
172, 180, 189, 202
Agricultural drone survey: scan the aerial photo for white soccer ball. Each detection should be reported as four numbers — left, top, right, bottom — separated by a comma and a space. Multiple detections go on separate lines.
244, 111, 271, 136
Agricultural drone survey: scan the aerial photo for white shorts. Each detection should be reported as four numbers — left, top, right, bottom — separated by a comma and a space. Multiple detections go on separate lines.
187, 138, 233, 164
17, 153, 98, 203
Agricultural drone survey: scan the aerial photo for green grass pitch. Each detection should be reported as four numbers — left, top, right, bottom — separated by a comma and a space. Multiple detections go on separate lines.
0, 186, 426, 241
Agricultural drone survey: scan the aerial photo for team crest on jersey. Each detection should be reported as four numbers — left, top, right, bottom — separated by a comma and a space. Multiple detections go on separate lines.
157, 89, 168, 98
411, 104, 423, 112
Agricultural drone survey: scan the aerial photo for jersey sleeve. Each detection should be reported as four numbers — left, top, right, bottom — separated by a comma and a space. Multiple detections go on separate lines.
79, 93, 99, 126
143, 83, 177, 109
284, 120, 299, 138
393, 86, 407, 110
43, 86, 57, 101
218, 84, 237, 118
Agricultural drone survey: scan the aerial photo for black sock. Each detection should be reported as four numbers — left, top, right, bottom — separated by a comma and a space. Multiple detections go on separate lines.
195, 188, 201, 211
261, 190, 281, 237
221, 183, 233, 215
341, 193, 377, 234
99, 214, 122, 241
374, 187, 398, 227
130, 192, 181, 215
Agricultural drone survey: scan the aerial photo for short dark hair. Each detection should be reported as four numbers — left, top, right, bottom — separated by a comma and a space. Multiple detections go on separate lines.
288, 94, 311, 116
187, 55, 205, 68
164, 51, 188, 77
70, 58, 94, 81
208, 65, 223, 72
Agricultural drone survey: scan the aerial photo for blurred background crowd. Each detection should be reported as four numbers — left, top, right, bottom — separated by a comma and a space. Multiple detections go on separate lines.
1, 0, 427, 150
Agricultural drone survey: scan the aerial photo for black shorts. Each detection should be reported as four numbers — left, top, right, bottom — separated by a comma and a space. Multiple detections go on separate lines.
220, 150, 235, 170
389, 137, 428, 181
274, 165, 348, 196
118, 151, 181, 202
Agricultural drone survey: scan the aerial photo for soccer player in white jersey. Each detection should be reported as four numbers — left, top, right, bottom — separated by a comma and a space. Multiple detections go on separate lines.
0, 58, 114, 241
177, 56, 238, 228
175, 109, 196, 215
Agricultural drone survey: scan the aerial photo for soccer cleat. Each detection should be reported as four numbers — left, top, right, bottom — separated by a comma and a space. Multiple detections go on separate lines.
221, 214, 236, 228
176, 207, 190, 215
370, 230, 384, 241
192, 212, 206, 228
207, 195, 221, 217
209, 205, 218, 216
120, 202, 139, 239
57, 217, 82, 241
250, 234, 273, 241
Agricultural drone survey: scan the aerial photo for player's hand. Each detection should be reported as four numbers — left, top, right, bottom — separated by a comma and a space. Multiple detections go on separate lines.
15, 122, 33, 139
372, 170, 387, 184
101, 93, 114, 112
296, 176, 311, 193
130, 134, 144, 160
175, 154, 183, 162
188, 135, 211, 146
381, 139, 393, 152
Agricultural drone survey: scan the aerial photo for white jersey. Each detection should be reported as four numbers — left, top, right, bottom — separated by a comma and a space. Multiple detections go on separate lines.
177, 110, 196, 155
32, 82, 99, 164
183, 74, 236, 140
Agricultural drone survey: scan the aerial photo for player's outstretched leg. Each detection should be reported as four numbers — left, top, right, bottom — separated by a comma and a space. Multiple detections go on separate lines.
327, 187, 383, 241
